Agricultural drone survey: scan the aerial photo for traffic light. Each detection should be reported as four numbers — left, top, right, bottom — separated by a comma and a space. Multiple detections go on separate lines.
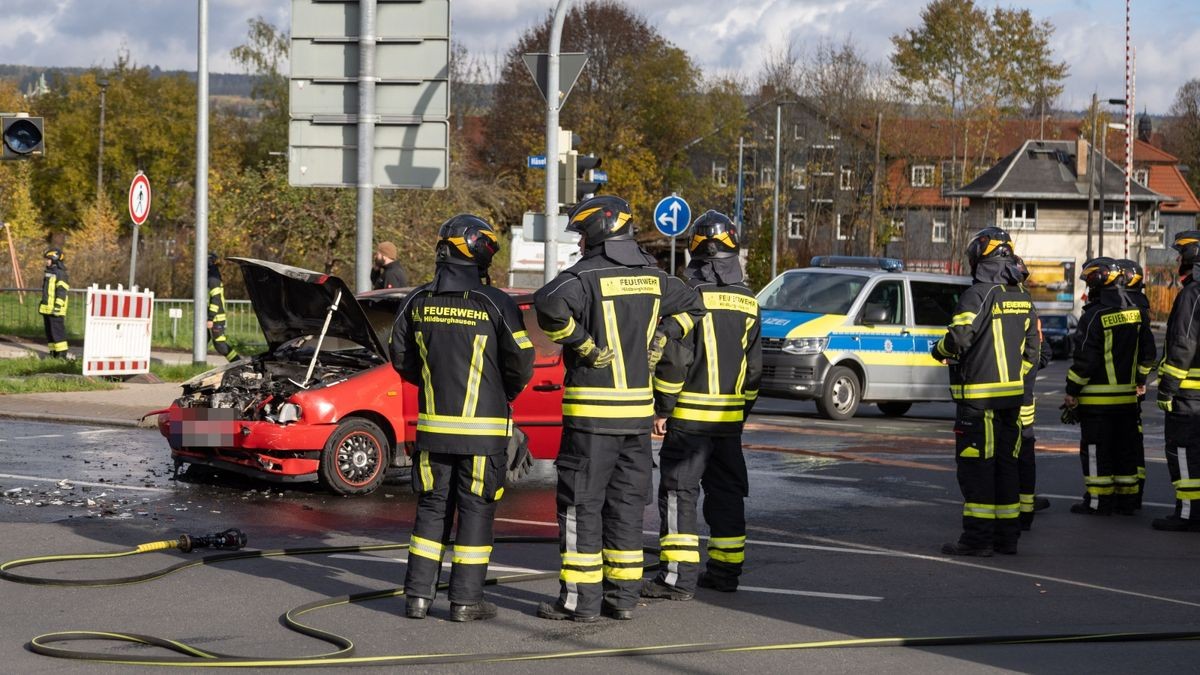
575, 154, 603, 202
1, 114, 45, 160
556, 129, 606, 210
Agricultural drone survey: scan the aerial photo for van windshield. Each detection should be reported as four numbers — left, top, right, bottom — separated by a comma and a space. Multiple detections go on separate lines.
758, 272, 866, 314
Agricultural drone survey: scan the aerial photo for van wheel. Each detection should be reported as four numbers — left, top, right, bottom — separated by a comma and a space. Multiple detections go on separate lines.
877, 401, 912, 417
319, 418, 388, 495
815, 366, 860, 420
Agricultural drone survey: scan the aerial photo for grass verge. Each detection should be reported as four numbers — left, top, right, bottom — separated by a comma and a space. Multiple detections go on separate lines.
0, 356, 214, 394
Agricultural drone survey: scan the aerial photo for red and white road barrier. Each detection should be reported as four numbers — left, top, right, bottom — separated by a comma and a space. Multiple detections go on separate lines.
83, 285, 155, 376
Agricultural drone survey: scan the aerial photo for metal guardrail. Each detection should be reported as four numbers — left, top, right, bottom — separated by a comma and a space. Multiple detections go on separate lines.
0, 288, 266, 350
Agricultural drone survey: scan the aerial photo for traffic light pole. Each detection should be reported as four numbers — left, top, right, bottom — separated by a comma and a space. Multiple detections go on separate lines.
543, 0, 570, 285
192, 0, 209, 365
355, 0, 377, 293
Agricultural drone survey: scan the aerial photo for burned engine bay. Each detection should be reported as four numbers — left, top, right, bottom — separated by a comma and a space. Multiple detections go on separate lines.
176, 338, 385, 423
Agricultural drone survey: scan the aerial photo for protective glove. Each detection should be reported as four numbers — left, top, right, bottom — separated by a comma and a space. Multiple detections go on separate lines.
1059, 403, 1078, 425
1158, 394, 1174, 413
505, 426, 534, 484
647, 330, 668, 372
574, 337, 614, 369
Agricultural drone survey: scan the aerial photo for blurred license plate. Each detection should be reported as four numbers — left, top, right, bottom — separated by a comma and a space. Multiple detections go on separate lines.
171, 408, 238, 447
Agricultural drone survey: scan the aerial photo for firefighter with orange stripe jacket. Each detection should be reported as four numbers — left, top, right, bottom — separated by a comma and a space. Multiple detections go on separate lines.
643, 211, 761, 600
1063, 257, 1155, 517
1153, 231, 1200, 532
390, 214, 535, 622
932, 227, 1039, 557
533, 195, 704, 622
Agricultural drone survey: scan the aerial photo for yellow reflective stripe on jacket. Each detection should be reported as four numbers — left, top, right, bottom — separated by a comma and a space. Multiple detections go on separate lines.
1067, 369, 1090, 385
734, 316, 754, 395
744, 389, 759, 401
951, 382, 1025, 399
1161, 362, 1188, 379
409, 535, 445, 562
512, 330, 533, 350
678, 392, 744, 404
653, 377, 684, 394
991, 316, 1009, 382
461, 334, 488, 417
564, 386, 653, 400
451, 544, 492, 565
673, 408, 743, 423
702, 314, 720, 393
415, 331, 435, 414
950, 312, 976, 327
1103, 330, 1118, 385
416, 413, 510, 436
671, 311, 695, 337
563, 402, 654, 418
601, 299, 627, 389
543, 316, 576, 342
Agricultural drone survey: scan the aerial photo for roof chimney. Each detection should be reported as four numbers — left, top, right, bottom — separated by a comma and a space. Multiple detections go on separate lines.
1076, 138, 1090, 177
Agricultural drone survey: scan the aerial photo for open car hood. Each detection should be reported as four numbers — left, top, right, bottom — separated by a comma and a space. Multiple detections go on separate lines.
229, 257, 388, 357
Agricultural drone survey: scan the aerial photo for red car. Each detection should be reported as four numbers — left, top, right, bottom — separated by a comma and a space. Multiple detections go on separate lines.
157, 258, 564, 495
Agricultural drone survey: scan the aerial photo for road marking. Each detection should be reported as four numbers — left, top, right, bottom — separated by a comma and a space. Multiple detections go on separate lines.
738, 586, 882, 601
746, 470, 860, 482
75, 429, 119, 436
0, 473, 169, 493
13, 434, 63, 440
1037, 492, 1172, 509
328, 554, 543, 574
496, 517, 558, 528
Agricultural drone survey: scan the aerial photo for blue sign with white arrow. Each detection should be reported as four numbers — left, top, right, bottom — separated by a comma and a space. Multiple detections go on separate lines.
527, 155, 547, 169
654, 195, 691, 237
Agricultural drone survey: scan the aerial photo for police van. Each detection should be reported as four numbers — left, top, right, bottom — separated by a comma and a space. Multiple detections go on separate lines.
757, 257, 972, 419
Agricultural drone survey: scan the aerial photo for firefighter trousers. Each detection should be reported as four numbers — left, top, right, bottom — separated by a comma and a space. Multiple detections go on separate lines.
654, 430, 748, 593
209, 322, 239, 361
954, 406, 1020, 550
1018, 430, 1037, 529
553, 428, 651, 616
404, 451, 505, 605
42, 315, 67, 356
1164, 413, 1200, 522
1078, 409, 1141, 513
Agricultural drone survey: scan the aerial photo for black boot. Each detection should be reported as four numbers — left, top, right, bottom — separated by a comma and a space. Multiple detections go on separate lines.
449, 600, 497, 622
697, 571, 739, 592
1151, 516, 1200, 532
536, 601, 599, 623
1032, 496, 1051, 511
1070, 502, 1112, 516
405, 596, 430, 620
601, 602, 634, 620
941, 541, 993, 557
640, 578, 694, 601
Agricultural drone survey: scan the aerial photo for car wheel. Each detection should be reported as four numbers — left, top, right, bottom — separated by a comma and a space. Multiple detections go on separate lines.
319, 418, 388, 495
877, 401, 912, 417
815, 366, 860, 420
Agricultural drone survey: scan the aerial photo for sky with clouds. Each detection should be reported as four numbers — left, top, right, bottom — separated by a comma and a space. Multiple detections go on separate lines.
1, 0, 1195, 113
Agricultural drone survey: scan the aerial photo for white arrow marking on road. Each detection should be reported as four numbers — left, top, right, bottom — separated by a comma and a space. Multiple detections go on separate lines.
0, 473, 169, 493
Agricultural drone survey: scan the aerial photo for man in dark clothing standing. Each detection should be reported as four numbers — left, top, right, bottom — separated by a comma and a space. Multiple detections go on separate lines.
207, 254, 239, 362
391, 214, 534, 621
932, 227, 1039, 556
1116, 258, 1155, 509
373, 241, 408, 289
38, 247, 70, 358
1153, 231, 1200, 532
534, 195, 704, 622
1013, 256, 1052, 531
643, 211, 761, 600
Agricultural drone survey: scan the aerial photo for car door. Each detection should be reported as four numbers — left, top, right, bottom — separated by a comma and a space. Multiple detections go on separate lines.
508, 302, 564, 460
852, 277, 913, 399
909, 280, 970, 400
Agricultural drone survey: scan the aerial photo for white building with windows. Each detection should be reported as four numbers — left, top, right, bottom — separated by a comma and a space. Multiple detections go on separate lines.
950, 139, 1167, 314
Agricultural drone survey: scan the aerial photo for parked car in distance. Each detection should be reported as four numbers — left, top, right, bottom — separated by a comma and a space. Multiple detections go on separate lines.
156, 258, 564, 496
1039, 312, 1077, 359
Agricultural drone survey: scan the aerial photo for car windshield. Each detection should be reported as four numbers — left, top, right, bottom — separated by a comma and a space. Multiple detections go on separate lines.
758, 272, 866, 314
1041, 315, 1069, 330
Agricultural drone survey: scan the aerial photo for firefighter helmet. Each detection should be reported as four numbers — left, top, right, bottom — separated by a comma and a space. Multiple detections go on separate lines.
688, 210, 740, 259
1013, 255, 1030, 282
435, 214, 500, 268
1115, 258, 1144, 291
43, 247, 63, 263
1172, 230, 1200, 272
1080, 257, 1121, 290
965, 227, 1013, 271
565, 195, 634, 245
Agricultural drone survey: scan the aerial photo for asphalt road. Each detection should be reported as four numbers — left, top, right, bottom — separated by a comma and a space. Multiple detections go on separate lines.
1, 358, 1198, 673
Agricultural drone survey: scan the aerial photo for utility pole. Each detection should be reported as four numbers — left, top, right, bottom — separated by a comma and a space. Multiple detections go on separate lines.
771, 103, 781, 279
355, 0, 377, 293
97, 78, 108, 201
1086, 93, 1096, 261
871, 111, 882, 257
735, 136, 744, 228
542, 0, 570, 285
192, 0, 209, 365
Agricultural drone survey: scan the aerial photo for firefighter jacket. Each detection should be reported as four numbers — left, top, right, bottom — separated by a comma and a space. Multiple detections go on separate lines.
931, 259, 1040, 410
207, 268, 227, 324
1066, 289, 1156, 410
391, 264, 535, 455
38, 261, 69, 317
652, 262, 762, 436
1019, 318, 1054, 429
1157, 273, 1200, 415
534, 241, 705, 435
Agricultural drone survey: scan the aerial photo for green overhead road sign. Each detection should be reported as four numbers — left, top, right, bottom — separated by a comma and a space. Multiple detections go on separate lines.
289, 0, 450, 189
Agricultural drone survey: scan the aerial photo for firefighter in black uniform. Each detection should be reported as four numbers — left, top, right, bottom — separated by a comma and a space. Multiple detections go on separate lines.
642, 211, 761, 600
1064, 258, 1156, 516
1154, 231, 1200, 532
1116, 258, 1155, 509
1013, 257, 1053, 531
534, 195, 704, 622
932, 227, 1039, 556
390, 214, 535, 620
207, 254, 239, 362
38, 247, 70, 358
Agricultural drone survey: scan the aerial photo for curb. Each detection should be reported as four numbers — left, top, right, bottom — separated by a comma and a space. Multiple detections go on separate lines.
0, 411, 152, 428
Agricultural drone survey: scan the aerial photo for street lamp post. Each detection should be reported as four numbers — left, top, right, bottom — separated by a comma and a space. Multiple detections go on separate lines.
772, 103, 782, 279
97, 78, 108, 201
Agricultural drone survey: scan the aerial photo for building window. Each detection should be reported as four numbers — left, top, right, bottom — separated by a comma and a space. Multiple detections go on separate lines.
840, 165, 853, 191
788, 212, 805, 239
890, 218, 905, 242
761, 167, 774, 187
790, 164, 807, 190
712, 162, 727, 188
1002, 201, 1037, 230
1102, 204, 1125, 232
940, 160, 961, 188
1134, 169, 1149, 186
836, 214, 848, 240
1148, 208, 1162, 233
911, 164, 935, 187
931, 219, 948, 243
